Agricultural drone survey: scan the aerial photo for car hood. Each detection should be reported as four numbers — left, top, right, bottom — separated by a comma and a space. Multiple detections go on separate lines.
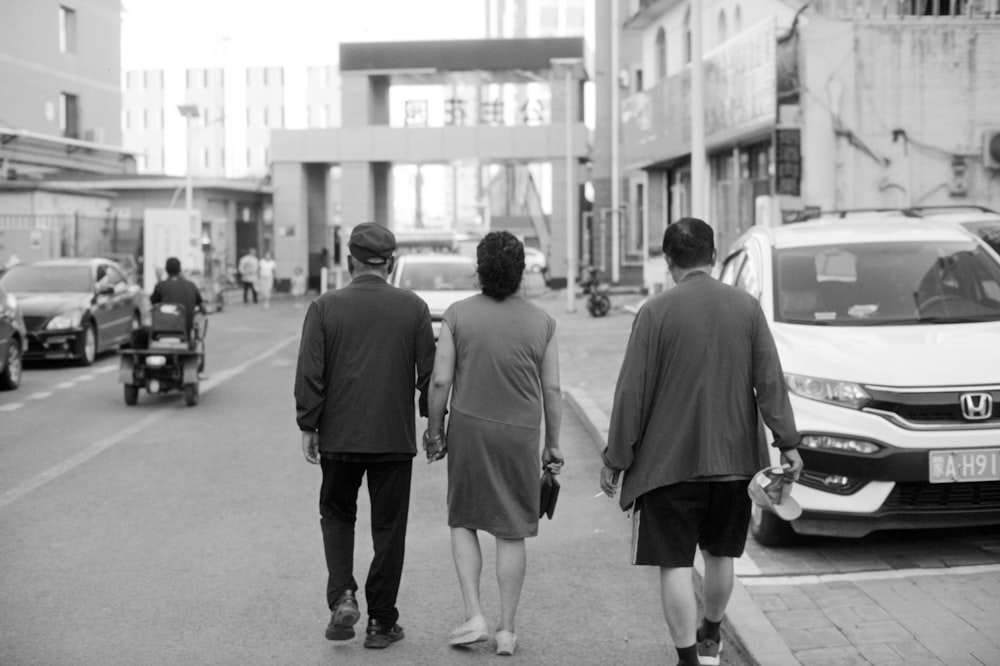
12, 292, 91, 318
772, 321, 1000, 386
412, 290, 479, 316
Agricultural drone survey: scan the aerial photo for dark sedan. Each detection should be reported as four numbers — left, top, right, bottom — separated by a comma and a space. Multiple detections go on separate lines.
0, 258, 146, 365
0, 285, 26, 389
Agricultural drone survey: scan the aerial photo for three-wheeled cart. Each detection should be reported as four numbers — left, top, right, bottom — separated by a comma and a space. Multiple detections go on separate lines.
119, 303, 206, 406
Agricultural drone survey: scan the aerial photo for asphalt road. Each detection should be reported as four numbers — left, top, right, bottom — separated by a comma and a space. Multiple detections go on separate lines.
1, 297, 744, 666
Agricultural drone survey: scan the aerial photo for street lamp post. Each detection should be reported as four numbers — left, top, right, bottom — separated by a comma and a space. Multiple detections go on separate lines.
551, 57, 584, 313
177, 104, 200, 231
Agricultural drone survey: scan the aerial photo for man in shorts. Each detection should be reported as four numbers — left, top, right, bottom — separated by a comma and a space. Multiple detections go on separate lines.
599, 218, 803, 666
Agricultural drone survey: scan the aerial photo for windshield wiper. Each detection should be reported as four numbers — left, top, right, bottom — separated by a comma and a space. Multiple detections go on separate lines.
914, 315, 998, 324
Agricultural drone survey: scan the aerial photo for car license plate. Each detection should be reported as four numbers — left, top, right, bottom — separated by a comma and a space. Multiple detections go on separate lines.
929, 448, 1000, 483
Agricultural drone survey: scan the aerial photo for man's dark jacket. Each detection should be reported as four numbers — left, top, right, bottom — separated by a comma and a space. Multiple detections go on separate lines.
150, 276, 203, 334
294, 274, 436, 458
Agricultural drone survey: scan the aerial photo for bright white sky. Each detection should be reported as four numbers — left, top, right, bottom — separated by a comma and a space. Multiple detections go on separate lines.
121, 0, 489, 69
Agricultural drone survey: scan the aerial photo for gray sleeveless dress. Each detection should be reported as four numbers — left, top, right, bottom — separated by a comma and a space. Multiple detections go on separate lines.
442, 293, 556, 538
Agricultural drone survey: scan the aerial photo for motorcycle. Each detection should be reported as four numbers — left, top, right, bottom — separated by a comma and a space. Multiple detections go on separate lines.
580, 265, 611, 317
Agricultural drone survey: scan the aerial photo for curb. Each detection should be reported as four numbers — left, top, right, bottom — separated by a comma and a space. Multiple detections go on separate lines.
562, 388, 800, 666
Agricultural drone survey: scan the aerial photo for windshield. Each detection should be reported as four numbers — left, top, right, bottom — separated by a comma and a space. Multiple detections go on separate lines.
772, 241, 1000, 325
397, 261, 478, 291
0, 265, 93, 293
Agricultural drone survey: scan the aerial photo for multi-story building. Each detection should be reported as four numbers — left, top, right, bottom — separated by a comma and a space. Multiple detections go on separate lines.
0, 0, 133, 178
594, 0, 1000, 291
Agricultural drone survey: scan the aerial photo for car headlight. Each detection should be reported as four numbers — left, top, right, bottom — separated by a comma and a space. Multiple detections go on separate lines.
800, 435, 881, 455
785, 374, 871, 409
46, 310, 84, 330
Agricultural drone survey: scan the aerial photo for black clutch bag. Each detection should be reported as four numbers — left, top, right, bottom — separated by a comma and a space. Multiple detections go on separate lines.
539, 470, 560, 520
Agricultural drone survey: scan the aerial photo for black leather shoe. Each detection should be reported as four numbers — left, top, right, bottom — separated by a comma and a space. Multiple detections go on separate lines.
324, 590, 360, 641
363, 618, 404, 649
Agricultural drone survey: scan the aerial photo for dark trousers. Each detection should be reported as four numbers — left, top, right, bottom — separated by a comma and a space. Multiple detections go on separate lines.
319, 457, 412, 625
242, 280, 257, 303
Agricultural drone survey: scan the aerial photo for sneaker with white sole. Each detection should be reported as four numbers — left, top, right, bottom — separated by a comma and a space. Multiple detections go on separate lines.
495, 630, 517, 656
697, 637, 722, 666
449, 614, 489, 646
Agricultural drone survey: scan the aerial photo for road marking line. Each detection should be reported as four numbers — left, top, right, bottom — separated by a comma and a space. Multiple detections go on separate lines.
76, 374, 95, 381
739, 562, 1000, 586
55, 381, 76, 389
0, 403, 24, 412
0, 333, 299, 511
26, 392, 53, 400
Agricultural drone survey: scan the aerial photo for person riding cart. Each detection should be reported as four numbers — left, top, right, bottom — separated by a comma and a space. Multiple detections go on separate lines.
151, 257, 205, 352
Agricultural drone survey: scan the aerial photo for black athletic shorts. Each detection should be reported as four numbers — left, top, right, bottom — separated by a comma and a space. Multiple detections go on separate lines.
631, 480, 751, 568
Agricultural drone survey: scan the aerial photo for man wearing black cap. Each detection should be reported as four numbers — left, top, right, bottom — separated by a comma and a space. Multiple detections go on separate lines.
294, 222, 436, 650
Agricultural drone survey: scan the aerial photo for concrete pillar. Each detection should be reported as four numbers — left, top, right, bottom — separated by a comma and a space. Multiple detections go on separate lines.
272, 161, 309, 284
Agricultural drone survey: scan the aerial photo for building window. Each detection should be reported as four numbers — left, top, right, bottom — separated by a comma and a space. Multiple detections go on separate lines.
263, 108, 270, 127
566, 0, 585, 31
539, 0, 558, 33
718, 10, 728, 45
734, 5, 742, 33
203, 69, 209, 88
59, 6, 77, 54
655, 27, 667, 80
123, 109, 130, 130
263, 68, 269, 86
280, 106, 285, 128
142, 109, 148, 130
246, 69, 252, 86
203, 148, 210, 170
186, 70, 192, 88
247, 148, 253, 168
60, 92, 79, 138
684, 8, 692, 64
246, 108, 252, 127
634, 69, 643, 93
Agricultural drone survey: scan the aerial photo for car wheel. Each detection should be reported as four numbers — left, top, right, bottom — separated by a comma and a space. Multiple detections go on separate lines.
749, 502, 799, 547
123, 384, 139, 406
183, 383, 199, 407
0, 337, 22, 390
77, 322, 97, 366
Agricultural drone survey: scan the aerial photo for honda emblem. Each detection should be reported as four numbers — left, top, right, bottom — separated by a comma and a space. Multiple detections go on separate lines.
960, 393, 994, 421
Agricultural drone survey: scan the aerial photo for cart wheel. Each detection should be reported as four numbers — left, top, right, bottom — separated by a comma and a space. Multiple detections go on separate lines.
124, 384, 139, 406
183, 383, 199, 406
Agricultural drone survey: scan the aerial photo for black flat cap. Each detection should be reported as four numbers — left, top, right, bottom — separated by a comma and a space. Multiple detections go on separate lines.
349, 223, 396, 265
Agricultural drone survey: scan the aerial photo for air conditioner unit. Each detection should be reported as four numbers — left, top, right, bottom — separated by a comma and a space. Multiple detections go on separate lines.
984, 130, 1000, 170
83, 127, 105, 144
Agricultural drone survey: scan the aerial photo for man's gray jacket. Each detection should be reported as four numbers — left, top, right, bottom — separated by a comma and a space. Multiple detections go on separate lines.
604, 271, 800, 511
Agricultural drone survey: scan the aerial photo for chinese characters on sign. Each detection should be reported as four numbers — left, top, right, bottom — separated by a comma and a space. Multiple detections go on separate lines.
775, 128, 801, 197
402, 98, 549, 127
405, 100, 428, 128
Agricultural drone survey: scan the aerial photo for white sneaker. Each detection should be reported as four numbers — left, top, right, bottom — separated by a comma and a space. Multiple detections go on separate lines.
495, 630, 517, 656
448, 615, 488, 646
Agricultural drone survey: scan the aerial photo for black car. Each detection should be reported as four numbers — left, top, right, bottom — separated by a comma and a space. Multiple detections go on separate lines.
0, 285, 26, 389
0, 258, 146, 365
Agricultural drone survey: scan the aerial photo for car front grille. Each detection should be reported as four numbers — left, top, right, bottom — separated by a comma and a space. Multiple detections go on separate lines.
882, 481, 1000, 512
865, 386, 1000, 428
23, 316, 48, 331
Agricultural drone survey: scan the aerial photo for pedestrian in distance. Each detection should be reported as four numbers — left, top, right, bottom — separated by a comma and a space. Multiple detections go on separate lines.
599, 217, 803, 666
291, 266, 307, 307
258, 251, 276, 309
238, 247, 259, 304
294, 222, 436, 651
424, 230, 564, 657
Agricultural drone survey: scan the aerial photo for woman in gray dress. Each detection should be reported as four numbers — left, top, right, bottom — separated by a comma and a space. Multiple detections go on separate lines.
424, 231, 563, 657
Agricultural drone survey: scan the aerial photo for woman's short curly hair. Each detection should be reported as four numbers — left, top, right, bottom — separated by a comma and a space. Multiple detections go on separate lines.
476, 231, 525, 300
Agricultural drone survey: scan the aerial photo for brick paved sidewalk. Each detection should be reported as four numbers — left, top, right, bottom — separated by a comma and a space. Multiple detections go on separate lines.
529, 285, 1000, 666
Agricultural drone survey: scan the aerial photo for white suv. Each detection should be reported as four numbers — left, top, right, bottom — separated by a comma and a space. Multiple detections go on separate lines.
720, 215, 1000, 545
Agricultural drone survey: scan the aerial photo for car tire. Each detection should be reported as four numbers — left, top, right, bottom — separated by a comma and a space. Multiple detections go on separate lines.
749, 503, 799, 547
183, 383, 199, 407
77, 322, 97, 366
0, 337, 22, 390
123, 384, 138, 406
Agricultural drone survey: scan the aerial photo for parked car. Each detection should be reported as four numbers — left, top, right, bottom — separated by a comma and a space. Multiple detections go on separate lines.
523, 246, 548, 274
908, 206, 1000, 256
0, 285, 26, 389
390, 253, 479, 338
0, 258, 146, 366
719, 215, 1000, 545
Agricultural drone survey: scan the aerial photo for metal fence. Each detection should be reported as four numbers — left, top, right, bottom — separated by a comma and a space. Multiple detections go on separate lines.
0, 214, 143, 264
